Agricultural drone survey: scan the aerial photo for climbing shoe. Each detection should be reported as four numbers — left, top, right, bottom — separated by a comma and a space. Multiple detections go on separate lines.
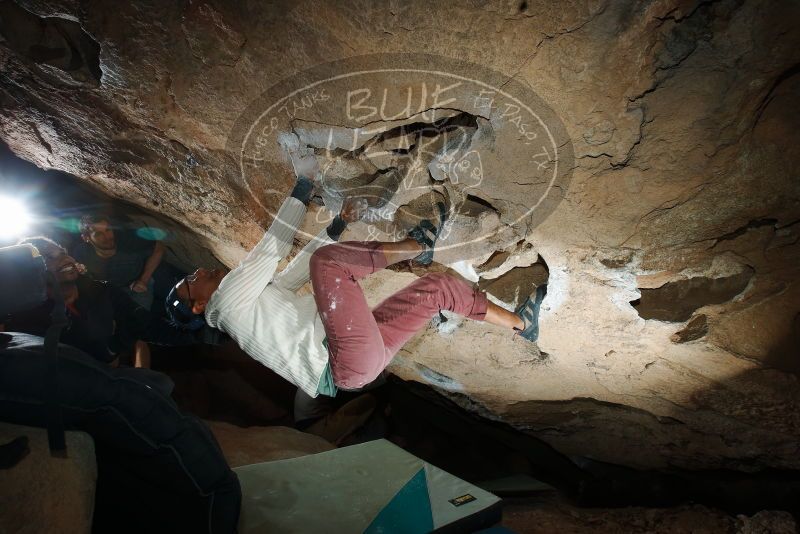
514, 284, 547, 342
407, 201, 448, 266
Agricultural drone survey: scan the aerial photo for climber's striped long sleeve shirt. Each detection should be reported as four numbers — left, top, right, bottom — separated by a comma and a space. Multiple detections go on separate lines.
204, 197, 334, 397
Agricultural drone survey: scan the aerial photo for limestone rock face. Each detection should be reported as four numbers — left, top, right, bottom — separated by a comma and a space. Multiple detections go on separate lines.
0, 423, 97, 534
207, 421, 334, 469
1, 0, 799, 472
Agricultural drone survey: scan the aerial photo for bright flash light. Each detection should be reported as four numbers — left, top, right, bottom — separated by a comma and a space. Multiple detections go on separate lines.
0, 196, 32, 239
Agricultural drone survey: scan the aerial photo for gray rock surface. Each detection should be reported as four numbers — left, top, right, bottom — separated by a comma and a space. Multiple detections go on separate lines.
502, 498, 797, 534
0, 422, 96, 534
1, 0, 798, 472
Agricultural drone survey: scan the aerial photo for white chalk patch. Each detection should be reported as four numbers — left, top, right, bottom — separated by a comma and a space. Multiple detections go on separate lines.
447, 260, 479, 282
418, 365, 464, 392
328, 295, 341, 311
277, 131, 300, 153
437, 312, 464, 334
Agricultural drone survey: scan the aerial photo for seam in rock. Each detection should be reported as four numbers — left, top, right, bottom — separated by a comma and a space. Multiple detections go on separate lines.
751, 62, 800, 131
497, 4, 609, 91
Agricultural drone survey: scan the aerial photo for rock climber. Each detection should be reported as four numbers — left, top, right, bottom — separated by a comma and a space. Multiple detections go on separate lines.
165, 171, 547, 398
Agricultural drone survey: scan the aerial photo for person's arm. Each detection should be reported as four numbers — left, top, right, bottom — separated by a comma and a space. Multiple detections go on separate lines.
272, 215, 347, 293
107, 284, 154, 355
131, 241, 165, 292
212, 178, 313, 309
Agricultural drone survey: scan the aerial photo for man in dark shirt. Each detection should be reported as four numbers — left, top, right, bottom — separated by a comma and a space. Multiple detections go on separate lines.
73, 214, 165, 311
5, 237, 196, 367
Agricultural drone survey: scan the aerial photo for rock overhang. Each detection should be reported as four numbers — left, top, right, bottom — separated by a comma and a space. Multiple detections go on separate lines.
0, 0, 798, 472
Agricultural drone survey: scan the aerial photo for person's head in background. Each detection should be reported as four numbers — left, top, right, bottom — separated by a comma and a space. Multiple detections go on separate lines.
17, 236, 84, 302
80, 214, 116, 256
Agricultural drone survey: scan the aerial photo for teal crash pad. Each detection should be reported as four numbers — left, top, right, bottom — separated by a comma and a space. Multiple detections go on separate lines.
234, 439, 502, 533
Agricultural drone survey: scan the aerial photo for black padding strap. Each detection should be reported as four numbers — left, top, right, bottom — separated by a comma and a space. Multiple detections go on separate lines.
43, 271, 67, 454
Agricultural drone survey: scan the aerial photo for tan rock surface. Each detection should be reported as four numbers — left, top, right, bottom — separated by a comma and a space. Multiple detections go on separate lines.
207, 421, 333, 468
0, 422, 96, 534
1, 0, 798, 472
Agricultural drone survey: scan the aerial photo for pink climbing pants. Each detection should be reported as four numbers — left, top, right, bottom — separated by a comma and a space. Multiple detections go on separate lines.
309, 241, 488, 390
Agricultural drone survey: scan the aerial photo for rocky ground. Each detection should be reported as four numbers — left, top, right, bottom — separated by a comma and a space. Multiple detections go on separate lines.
6, 420, 795, 533
500, 496, 797, 534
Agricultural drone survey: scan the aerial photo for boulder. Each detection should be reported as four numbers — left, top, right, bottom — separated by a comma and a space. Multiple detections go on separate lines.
206, 421, 333, 469
0, 422, 96, 534
0, 0, 798, 473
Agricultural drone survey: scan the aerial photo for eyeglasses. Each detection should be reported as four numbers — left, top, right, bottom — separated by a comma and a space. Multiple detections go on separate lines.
184, 273, 198, 303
